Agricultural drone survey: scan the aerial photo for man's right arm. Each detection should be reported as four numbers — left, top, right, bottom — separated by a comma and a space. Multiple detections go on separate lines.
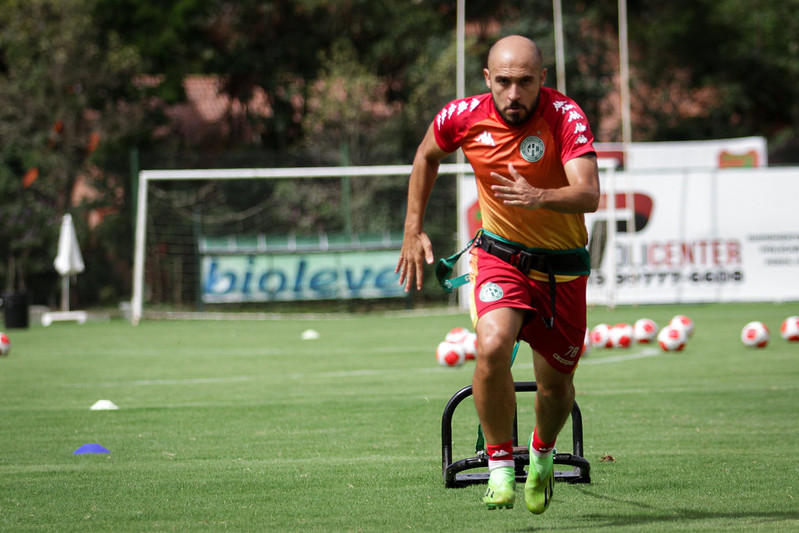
396, 122, 452, 292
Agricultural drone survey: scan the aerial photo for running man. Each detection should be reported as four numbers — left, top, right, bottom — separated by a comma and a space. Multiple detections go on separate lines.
396, 35, 599, 513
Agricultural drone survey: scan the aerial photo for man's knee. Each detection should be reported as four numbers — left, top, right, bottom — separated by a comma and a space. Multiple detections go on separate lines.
475, 308, 523, 371
533, 358, 575, 401
536, 378, 574, 402
476, 331, 515, 368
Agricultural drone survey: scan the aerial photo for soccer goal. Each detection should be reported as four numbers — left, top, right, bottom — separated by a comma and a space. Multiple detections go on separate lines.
130, 163, 472, 324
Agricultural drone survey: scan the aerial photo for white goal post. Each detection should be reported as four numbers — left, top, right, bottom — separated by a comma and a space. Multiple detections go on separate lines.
130, 163, 473, 324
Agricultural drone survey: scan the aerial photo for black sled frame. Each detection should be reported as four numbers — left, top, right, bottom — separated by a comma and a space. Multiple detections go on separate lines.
441, 381, 591, 488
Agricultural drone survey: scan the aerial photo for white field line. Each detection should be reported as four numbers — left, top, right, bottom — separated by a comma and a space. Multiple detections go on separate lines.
74, 348, 660, 388
504, 346, 661, 371
70, 376, 258, 388
580, 346, 662, 365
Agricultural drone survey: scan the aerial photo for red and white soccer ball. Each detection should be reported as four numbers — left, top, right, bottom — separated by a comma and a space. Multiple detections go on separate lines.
741, 321, 769, 348
633, 318, 659, 343
445, 327, 470, 345
0, 332, 10, 356
436, 341, 466, 367
610, 323, 634, 348
780, 316, 799, 342
657, 325, 687, 352
462, 332, 478, 360
670, 315, 695, 338
444, 327, 476, 361
590, 323, 612, 348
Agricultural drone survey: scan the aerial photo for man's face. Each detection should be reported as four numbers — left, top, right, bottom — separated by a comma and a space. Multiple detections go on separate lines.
484, 65, 547, 126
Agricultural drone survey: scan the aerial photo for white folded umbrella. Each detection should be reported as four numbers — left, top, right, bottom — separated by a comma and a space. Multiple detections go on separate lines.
53, 214, 84, 311
54, 214, 84, 277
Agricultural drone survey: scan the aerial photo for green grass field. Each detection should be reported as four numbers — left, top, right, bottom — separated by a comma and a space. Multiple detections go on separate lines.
1, 302, 798, 532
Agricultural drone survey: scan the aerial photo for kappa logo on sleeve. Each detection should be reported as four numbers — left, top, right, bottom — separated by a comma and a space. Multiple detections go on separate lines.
436, 98, 482, 130
554, 100, 590, 145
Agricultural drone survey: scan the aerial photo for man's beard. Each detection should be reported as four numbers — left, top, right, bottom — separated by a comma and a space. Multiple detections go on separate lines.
495, 95, 539, 126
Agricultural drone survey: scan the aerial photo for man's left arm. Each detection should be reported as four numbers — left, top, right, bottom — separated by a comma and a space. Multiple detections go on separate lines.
490, 154, 600, 213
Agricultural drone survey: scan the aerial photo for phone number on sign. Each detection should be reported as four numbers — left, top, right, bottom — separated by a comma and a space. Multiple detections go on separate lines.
588, 270, 744, 286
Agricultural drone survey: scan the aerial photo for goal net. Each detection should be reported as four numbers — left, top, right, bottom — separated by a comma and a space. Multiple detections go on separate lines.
131, 164, 471, 324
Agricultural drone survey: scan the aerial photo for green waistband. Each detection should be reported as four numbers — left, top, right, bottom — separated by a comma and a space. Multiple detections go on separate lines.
435, 229, 590, 293
480, 229, 590, 262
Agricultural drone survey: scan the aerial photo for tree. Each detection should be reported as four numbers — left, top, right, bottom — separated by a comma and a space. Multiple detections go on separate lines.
593, 0, 799, 159
0, 0, 154, 299
93, 0, 457, 152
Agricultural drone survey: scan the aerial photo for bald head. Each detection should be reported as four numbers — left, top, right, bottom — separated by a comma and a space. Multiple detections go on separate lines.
484, 35, 547, 126
487, 35, 543, 73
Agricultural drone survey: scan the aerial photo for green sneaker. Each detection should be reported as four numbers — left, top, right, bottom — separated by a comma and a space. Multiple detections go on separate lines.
483, 466, 516, 510
525, 435, 554, 514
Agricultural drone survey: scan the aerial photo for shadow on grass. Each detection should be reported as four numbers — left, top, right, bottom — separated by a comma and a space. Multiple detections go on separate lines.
511, 486, 797, 531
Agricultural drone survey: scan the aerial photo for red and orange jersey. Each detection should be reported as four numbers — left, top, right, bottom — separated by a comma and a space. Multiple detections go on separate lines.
433, 87, 596, 250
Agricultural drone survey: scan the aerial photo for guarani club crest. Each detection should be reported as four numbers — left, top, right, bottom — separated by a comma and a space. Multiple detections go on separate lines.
479, 282, 504, 303
464, 137, 546, 234
520, 136, 546, 163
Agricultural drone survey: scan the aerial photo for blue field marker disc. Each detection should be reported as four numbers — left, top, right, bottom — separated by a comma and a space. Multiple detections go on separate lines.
73, 443, 110, 454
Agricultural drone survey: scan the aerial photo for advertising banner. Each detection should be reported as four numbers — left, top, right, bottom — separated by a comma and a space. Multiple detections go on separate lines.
201, 250, 403, 303
586, 167, 799, 304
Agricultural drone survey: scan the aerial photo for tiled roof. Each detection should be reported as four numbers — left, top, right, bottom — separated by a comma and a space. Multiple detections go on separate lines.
159, 75, 273, 145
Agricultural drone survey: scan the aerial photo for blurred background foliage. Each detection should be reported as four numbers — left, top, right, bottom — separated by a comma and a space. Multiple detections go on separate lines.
2, 0, 798, 308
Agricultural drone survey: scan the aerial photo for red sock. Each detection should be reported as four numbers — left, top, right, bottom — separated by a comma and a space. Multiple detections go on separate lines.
531, 427, 556, 456
486, 440, 514, 470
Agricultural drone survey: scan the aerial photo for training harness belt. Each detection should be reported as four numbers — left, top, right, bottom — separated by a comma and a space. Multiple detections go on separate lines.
435, 229, 590, 328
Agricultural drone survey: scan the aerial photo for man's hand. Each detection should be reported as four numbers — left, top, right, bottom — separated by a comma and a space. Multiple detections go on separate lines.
396, 121, 451, 291
396, 231, 434, 292
490, 163, 546, 209
491, 157, 600, 214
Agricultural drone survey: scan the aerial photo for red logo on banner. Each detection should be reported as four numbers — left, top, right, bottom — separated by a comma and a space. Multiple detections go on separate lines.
467, 200, 482, 236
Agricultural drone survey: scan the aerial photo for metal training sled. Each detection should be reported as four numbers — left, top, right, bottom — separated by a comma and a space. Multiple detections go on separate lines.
441, 381, 591, 488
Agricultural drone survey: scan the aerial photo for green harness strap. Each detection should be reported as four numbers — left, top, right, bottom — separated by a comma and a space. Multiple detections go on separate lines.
434, 230, 483, 293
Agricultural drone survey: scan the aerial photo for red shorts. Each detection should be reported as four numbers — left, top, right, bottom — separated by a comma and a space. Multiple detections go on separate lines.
468, 247, 588, 374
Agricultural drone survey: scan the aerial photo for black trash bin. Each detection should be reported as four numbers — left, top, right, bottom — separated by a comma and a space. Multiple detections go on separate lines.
2, 290, 29, 329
